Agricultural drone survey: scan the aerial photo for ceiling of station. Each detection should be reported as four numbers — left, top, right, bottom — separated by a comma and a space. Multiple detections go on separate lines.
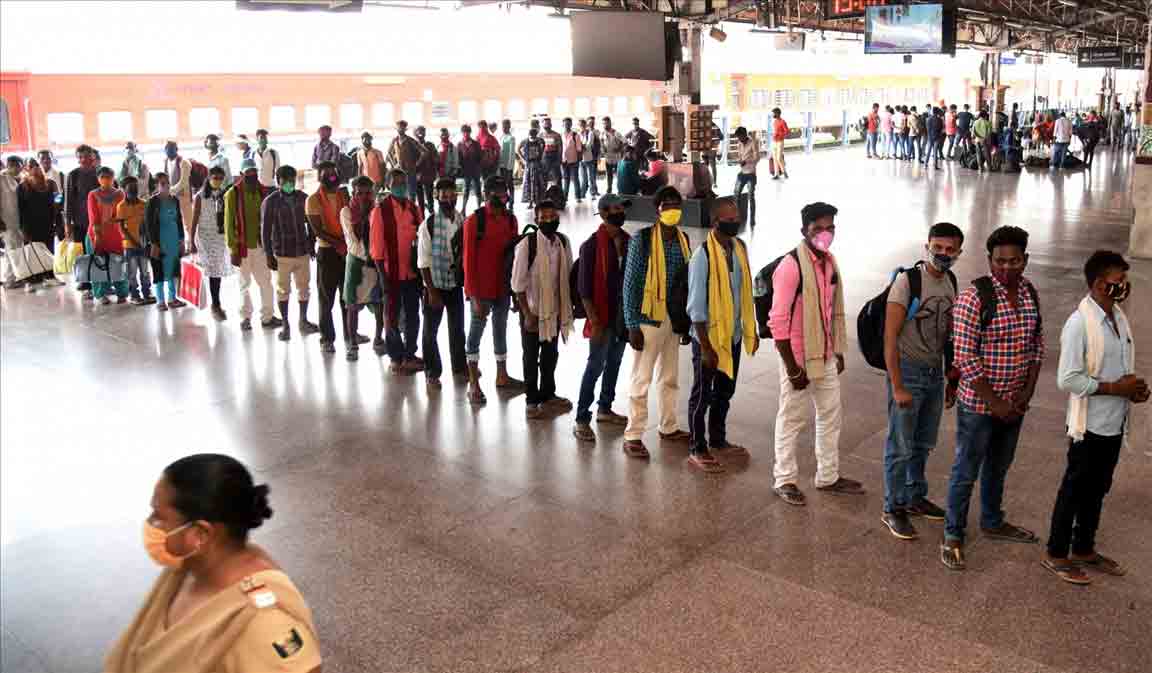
525, 0, 1149, 53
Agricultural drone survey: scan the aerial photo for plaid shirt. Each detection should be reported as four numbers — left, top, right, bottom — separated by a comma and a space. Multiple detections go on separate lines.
952, 276, 1045, 415
261, 190, 314, 258
622, 226, 688, 330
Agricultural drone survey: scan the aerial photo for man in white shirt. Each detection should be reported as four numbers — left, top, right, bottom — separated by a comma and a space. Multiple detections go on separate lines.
37, 150, 65, 195
732, 127, 759, 227
1052, 112, 1073, 170
253, 129, 280, 188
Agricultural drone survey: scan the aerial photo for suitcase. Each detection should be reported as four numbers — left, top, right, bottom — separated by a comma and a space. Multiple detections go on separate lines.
73, 253, 126, 284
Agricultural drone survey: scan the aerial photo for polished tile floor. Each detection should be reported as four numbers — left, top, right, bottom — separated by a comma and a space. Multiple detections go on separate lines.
3, 146, 1150, 673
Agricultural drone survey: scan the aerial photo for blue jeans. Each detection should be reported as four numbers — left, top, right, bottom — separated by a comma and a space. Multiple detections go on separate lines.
562, 162, 581, 201
886, 131, 896, 157
883, 359, 945, 513
944, 406, 1024, 543
580, 160, 598, 197
461, 174, 482, 212
124, 249, 152, 298
1052, 142, 1069, 169
465, 294, 510, 363
576, 327, 627, 423
866, 132, 878, 157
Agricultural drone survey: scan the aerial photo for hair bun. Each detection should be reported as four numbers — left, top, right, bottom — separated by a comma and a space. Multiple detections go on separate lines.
246, 484, 274, 530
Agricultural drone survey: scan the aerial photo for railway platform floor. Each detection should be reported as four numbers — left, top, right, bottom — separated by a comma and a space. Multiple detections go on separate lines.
2, 143, 1150, 673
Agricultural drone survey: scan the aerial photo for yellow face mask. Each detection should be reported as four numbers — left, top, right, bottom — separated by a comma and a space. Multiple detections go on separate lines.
658, 208, 682, 226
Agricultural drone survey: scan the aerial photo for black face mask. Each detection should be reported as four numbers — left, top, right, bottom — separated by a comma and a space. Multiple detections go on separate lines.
438, 199, 455, 212
716, 219, 741, 237
1105, 281, 1131, 303
538, 219, 560, 236
244, 174, 259, 186
604, 211, 626, 227
488, 194, 506, 208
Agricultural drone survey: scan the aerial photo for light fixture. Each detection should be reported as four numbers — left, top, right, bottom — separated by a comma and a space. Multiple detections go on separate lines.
709, 26, 727, 42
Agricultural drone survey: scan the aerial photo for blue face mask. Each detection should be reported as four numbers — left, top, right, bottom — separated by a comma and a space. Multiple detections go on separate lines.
391, 185, 409, 200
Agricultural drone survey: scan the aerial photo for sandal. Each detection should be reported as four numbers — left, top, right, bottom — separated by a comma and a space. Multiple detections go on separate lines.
467, 389, 487, 406
940, 539, 966, 571
659, 429, 692, 442
622, 440, 650, 460
711, 443, 750, 459
1042, 557, 1092, 585
1071, 552, 1126, 576
982, 522, 1039, 544
774, 483, 806, 506
687, 452, 725, 474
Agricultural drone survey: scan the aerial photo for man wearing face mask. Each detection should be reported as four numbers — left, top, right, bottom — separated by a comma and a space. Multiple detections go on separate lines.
262, 165, 319, 342
311, 125, 340, 170
620, 186, 693, 459
457, 124, 484, 214
437, 128, 459, 182
560, 117, 584, 203
357, 132, 386, 189
341, 176, 386, 362
387, 120, 423, 198
540, 117, 563, 189
414, 126, 440, 214
941, 226, 1045, 571
879, 222, 964, 540
418, 177, 468, 387
372, 169, 424, 373
511, 200, 573, 419
684, 197, 759, 473
225, 160, 278, 331
253, 129, 280, 189
573, 194, 632, 442
1042, 251, 1148, 585
599, 117, 625, 195
118, 142, 151, 193
518, 121, 545, 209
65, 145, 101, 293
769, 202, 863, 506
306, 161, 354, 354
163, 141, 194, 233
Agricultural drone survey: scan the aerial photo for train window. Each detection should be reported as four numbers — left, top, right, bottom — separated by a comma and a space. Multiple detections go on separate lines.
531, 98, 549, 115
773, 90, 794, 108
190, 107, 221, 137
47, 112, 85, 143
573, 98, 590, 117
270, 106, 296, 131
613, 96, 629, 115
231, 107, 259, 135
631, 96, 646, 114
145, 110, 178, 140
98, 111, 133, 141
507, 99, 527, 121
0, 98, 9, 145
372, 102, 394, 127
401, 102, 423, 125
305, 105, 331, 129
458, 100, 479, 124
339, 104, 363, 130
430, 103, 450, 123
553, 97, 571, 117
799, 90, 817, 107
483, 100, 502, 123
595, 97, 611, 116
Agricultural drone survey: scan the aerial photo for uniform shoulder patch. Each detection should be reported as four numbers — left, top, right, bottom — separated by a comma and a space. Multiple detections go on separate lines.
272, 628, 304, 659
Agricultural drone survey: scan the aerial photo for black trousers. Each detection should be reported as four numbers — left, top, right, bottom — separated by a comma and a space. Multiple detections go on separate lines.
521, 323, 558, 406
1046, 431, 1123, 558
688, 339, 741, 453
422, 285, 466, 379
316, 247, 347, 343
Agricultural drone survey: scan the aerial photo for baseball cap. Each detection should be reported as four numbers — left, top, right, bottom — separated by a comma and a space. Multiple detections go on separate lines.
239, 158, 258, 173
598, 194, 632, 210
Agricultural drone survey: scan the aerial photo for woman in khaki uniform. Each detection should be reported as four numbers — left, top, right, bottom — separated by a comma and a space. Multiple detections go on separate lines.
105, 454, 322, 673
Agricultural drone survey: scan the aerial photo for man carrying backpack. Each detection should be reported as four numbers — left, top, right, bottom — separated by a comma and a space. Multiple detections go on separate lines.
879, 222, 964, 541
767, 202, 863, 506
511, 200, 574, 420
685, 197, 759, 473
573, 194, 632, 442
418, 177, 467, 390
462, 175, 523, 404
621, 186, 693, 459
941, 226, 1044, 571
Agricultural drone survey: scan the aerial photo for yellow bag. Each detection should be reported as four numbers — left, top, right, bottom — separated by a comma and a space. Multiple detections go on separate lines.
54, 241, 84, 275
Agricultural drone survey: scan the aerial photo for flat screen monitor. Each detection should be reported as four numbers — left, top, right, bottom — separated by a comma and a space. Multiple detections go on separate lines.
864, 3, 951, 55
571, 12, 669, 81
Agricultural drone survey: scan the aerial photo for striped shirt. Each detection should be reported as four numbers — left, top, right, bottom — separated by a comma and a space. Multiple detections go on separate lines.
952, 276, 1045, 415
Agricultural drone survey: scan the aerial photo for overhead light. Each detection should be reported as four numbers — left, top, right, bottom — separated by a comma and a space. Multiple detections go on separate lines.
709, 26, 727, 42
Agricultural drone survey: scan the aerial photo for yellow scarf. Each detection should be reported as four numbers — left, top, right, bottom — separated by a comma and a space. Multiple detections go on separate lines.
641, 223, 689, 322
705, 232, 758, 378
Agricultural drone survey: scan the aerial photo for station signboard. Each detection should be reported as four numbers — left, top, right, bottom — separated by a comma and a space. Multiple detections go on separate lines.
824, 0, 897, 20
1077, 45, 1124, 68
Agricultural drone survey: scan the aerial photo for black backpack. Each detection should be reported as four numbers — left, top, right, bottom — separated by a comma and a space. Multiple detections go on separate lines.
569, 256, 587, 320
639, 225, 692, 335
752, 249, 801, 338
857, 263, 957, 371
973, 276, 1041, 334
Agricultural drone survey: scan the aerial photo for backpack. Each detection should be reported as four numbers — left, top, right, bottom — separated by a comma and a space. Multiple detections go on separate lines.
188, 160, 208, 192
337, 151, 359, 183
506, 224, 570, 314
569, 256, 587, 320
856, 263, 957, 371
972, 276, 1041, 334
752, 249, 800, 338
638, 225, 692, 335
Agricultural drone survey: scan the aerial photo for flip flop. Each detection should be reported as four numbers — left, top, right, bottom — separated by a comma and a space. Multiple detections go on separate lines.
659, 429, 692, 442
1072, 552, 1126, 576
687, 453, 725, 474
468, 389, 487, 406
1042, 558, 1092, 585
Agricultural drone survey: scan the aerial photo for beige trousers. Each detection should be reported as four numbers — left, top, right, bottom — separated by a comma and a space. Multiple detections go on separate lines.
237, 246, 275, 321
274, 255, 311, 302
772, 354, 842, 489
624, 320, 682, 442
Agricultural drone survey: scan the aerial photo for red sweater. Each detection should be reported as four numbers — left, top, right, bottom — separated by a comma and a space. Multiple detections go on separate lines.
87, 189, 125, 254
462, 206, 517, 300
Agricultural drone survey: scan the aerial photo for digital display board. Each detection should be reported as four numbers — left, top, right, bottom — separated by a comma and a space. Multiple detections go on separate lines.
825, 0, 900, 20
865, 4, 947, 54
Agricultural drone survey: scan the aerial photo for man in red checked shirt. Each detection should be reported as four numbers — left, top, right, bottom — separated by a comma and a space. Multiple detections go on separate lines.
940, 226, 1045, 572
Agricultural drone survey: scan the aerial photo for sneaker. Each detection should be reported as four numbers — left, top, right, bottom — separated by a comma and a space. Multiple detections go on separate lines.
573, 422, 596, 442
815, 477, 865, 495
240, 318, 253, 331
881, 511, 919, 540
774, 483, 806, 506
298, 320, 320, 336
907, 499, 946, 521
346, 347, 359, 361
940, 538, 966, 571
595, 409, 628, 426
981, 522, 1038, 544
544, 396, 573, 413
262, 315, 284, 328
320, 340, 336, 354
278, 329, 290, 341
